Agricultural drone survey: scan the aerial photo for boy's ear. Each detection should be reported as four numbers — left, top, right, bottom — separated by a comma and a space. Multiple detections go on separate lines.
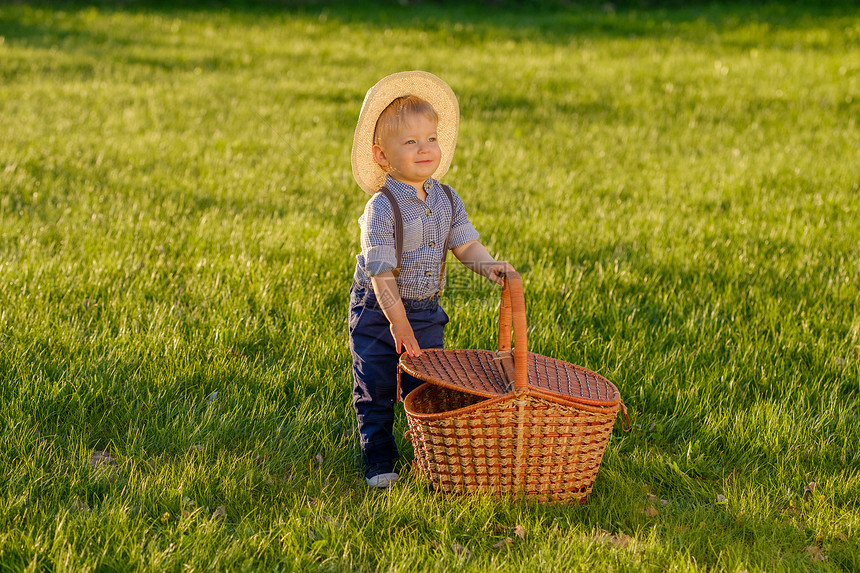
372, 144, 389, 168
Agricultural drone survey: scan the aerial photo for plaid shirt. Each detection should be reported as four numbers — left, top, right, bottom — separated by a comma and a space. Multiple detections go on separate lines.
353, 175, 480, 300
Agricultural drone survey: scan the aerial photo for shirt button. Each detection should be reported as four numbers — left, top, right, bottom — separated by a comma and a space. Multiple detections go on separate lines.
425, 209, 432, 216
425, 271, 432, 277
429, 241, 436, 248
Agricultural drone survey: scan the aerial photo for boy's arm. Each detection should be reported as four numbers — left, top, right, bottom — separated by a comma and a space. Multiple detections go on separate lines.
452, 240, 516, 285
370, 272, 422, 357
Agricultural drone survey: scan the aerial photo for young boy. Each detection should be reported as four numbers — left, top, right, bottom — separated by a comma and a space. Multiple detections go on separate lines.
349, 71, 515, 488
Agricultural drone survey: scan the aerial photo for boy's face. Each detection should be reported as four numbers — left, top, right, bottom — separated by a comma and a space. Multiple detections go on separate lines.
372, 113, 441, 192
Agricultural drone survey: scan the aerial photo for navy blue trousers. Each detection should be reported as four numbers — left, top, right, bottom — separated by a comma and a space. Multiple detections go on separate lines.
348, 285, 448, 471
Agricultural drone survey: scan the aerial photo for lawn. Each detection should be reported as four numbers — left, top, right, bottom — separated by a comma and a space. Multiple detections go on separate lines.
1, 0, 859, 571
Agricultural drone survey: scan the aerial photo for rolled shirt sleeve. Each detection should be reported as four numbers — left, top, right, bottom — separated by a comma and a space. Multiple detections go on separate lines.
359, 193, 398, 276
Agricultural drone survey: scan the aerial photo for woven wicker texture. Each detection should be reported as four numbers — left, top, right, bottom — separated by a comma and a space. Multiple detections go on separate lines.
399, 272, 625, 502
401, 349, 509, 398
401, 350, 620, 406
404, 384, 618, 502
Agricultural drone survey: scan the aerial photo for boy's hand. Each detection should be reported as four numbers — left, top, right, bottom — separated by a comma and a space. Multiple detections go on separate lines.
451, 242, 517, 286
370, 272, 421, 357
485, 261, 517, 286
390, 321, 422, 357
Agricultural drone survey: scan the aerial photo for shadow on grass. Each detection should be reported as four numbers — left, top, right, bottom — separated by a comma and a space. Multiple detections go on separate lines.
2, 0, 859, 56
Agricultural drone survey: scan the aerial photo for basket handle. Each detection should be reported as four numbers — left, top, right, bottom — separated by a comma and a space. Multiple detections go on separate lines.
497, 271, 528, 392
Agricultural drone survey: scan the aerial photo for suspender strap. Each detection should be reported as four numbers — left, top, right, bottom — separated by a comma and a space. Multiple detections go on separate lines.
377, 186, 403, 278
439, 184, 455, 288
376, 184, 457, 286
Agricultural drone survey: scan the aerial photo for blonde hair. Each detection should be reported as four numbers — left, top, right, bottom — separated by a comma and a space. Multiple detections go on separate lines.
373, 95, 438, 145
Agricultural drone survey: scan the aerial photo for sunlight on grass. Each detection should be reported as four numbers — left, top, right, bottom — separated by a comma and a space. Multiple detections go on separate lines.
1, 1, 859, 571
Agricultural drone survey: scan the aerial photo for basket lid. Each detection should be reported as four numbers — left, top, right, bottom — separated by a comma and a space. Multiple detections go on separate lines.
399, 349, 621, 407
398, 272, 620, 407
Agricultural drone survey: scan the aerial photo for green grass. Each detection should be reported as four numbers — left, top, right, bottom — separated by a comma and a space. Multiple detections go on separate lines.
1, 1, 859, 571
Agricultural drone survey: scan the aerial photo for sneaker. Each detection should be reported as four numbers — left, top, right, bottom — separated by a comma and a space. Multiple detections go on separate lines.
365, 472, 399, 488
364, 461, 399, 488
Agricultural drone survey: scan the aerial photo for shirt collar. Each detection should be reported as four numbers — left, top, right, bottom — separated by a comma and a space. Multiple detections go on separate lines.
384, 174, 438, 199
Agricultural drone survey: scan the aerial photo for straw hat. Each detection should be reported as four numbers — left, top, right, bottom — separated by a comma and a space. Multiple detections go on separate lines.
351, 71, 459, 195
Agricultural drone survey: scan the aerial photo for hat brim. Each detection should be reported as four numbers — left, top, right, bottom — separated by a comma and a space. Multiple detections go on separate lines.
351, 71, 459, 195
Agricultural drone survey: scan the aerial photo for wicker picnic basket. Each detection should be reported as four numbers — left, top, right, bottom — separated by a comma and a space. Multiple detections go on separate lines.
399, 272, 628, 503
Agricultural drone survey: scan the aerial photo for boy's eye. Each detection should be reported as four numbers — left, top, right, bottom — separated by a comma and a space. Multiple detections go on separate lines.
405, 139, 416, 144
428, 137, 436, 142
